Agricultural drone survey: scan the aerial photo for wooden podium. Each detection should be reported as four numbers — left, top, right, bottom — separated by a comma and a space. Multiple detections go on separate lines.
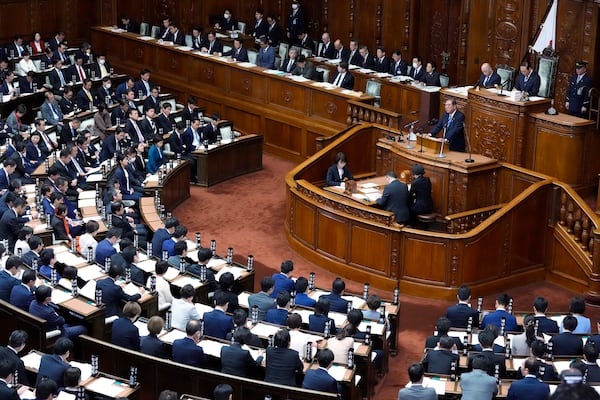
441, 87, 550, 166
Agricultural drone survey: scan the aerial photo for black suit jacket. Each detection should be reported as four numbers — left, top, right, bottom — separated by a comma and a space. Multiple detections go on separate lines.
280, 58, 297, 73
549, 332, 583, 355
141, 334, 168, 358
445, 303, 479, 329
376, 179, 410, 223
374, 57, 392, 73
264, 347, 304, 386
267, 23, 283, 46
224, 46, 249, 62
221, 343, 259, 377
0, 209, 22, 249
390, 59, 409, 76
95, 277, 141, 317
143, 96, 160, 113
410, 66, 425, 81
299, 36, 315, 53
251, 19, 269, 38
422, 349, 460, 374
430, 110, 466, 152
468, 350, 507, 378
0, 380, 19, 400
0, 346, 29, 386
111, 316, 140, 351
331, 71, 355, 90
479, 71, 502, 88
425, 334, 465, 351
18, 76, 37, 93
59, 97, 75, 115
201, 39, 223, 54
74, 88, 95, 111
334, 47, 351, 63
319, 42, 336, 59
534, 316, 559, 334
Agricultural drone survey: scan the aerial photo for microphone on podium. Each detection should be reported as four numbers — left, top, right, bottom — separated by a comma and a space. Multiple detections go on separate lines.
463, 122, 474, 163
496, 79, 510, 97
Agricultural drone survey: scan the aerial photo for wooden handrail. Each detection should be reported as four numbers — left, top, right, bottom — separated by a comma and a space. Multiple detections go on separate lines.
445, 204, 505, 233
346, 100, 402, 130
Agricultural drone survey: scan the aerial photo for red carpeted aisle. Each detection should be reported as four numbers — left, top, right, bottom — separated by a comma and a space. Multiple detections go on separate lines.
174, 152, 599, 399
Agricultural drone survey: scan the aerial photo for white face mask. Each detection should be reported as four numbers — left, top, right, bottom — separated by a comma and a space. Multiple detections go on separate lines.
412, 62, 418, 69
98, 59, 105, 65
105, 83, 111, 89
224, 13, 230, 19
292, 4, 299, 10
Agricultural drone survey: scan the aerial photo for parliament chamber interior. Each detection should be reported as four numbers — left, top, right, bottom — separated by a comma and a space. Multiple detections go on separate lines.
0, 1, 600, 399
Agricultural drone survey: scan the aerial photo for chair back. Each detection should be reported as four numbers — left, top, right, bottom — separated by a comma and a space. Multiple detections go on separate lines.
140, 22, 150, 36
279, 43, 289, 60
237, 21, 246, 33
316, 67, 329, 83
495, 64, 516, 91
247, 50, 258, 64
150, 26, 160, 38
536, 52, 559, 98
185, 35, 193, 48
440, 74, 450, 88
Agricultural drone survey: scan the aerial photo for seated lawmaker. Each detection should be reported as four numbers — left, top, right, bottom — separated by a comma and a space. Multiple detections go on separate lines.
309, 297, 337, 335
271, 259, 295, 298
429, 99, 466, 152
223, 38, 248, 62
331, 61, 354, 90
111, 301, 142, 351
480, 293, 517, 332
319, 277, 349, 313
515, 61, 541, 96
202, 291, 234, 339
171, 284, 201, 331
147, 134, 165, 174
325, 152, 354, 187
422, 61, 441, 86
141, 316, 168, 358
264, 329, 304, 386
550, 315, 583, 355
421, 335, 459, 375
294, 277, 316, 307
36, 337, 73, 387
29, 286, 87, 339
172, 320, 206, 367
221, 327, 262, 378
264, 291, 291, 326
302, 349, 340, 395
96, 264, 143, 317
409, 164, 434, 220
479, 62, 501, 88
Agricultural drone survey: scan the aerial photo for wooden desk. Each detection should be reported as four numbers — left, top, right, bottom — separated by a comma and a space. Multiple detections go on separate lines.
311, 59, 440, 123
144, 159, 191, 211
528, 112, 599, 194
192, 134, 263, 187
90, 26, 374, 163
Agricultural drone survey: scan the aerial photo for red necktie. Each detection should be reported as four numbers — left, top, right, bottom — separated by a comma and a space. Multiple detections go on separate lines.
78, 66, 85, 81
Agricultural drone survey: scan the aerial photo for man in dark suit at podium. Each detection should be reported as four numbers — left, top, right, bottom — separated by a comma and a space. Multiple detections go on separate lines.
446, 285, 480, 329
430, 99, 466, 152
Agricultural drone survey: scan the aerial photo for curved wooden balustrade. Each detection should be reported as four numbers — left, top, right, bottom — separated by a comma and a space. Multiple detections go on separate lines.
346, 100, 402, 130
286, 123, 600, 303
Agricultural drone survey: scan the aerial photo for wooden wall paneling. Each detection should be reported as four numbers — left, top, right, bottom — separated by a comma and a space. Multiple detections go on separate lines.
0, 0, 33, 43
352, 0, 379, 52
380, 0, 410, 66
316, 211, 348, 261
349, 225, 390, 275
465, 0, 492, 83
508, 189, 548, 272
223, 105, 262, 136
401, 235, 448, 285
323, 1, 351, 43
264, 119, 303, 158
462, 222, 506, 283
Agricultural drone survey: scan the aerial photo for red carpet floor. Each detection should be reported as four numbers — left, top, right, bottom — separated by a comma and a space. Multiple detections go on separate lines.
174, 152, 600, 399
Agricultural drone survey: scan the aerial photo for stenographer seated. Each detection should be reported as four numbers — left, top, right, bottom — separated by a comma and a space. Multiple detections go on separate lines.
325, 152, 354, 187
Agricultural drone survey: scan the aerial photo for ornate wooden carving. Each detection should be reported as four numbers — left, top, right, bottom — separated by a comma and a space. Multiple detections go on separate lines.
473, 114, 511, 161
375, 0, 382, 46
493, 0, 521, 66
349, 0, 355, 39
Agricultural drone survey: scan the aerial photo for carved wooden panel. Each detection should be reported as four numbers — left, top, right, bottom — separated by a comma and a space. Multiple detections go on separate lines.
462, 222, 505, 282
509, 190, 548, 272
264, 118, 303, 156
268, 80, 307, 114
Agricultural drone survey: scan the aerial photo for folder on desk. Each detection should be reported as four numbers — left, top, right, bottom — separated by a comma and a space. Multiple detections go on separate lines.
251, 323, 280, 338
77, 265, 105, 282
51, 288, 73, 305
200, 339, 225, 357
79, 280, 97, 301
422, 377, 447, 395
70, 361, 93, 381
85, 377, 126, 398
56, 391, 76, 400
162, 267, 180, 281
215, 265, 243, 280
194, 303, 214, 318
21, 351, 42, 371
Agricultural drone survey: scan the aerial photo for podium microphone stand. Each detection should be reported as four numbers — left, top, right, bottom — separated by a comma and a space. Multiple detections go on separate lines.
463, 122, 474, 163
436, 125, 447, 158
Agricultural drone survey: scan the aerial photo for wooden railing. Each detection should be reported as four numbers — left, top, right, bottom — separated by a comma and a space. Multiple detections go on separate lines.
444, 204, 505, 233
589, 87, 599, 129
347, 100, 402, 130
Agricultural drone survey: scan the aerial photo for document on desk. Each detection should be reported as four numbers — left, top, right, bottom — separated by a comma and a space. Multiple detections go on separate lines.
171, 275, 202, 289
85, 166, 102, 175
138, 36, 154, 41
70, 361, 92, 381
79, 280, 97, 301
122, 282, 141, 296
78, 198, 96, 207
263, 69, 285, 76
358, 68, 375, 74
237, 62, 257, 68
159, 328, 186, 344
194, 303, 214, 318
177, 46, 193, 51
200, 340, 225, 357
207, 258, 227, 269
137, 259, 157, 273
251, 323, 280, 338
422, 377, 447, 395
20, 388, 37, 399
327, 365, 349, 381
56, 251, 88, 266
51, 288, 73, 305
238, 291, 250, 308
78, 190, 96, 200
56, 392, 76, 400
288, 75, 310, 83
21, 351, 42, 371
87, 174, 103, 183
144, 175, 159, 183
389, 75, 413, 83
162, 267, 180, 281
77, 265, 105, 281
85, 377, 126, 398
215, 265, 243, 280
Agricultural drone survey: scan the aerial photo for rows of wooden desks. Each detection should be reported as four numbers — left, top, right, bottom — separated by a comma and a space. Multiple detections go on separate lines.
90, 26, 375, 162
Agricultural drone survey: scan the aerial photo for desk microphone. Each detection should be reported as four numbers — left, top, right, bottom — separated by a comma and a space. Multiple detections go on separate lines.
463, 122, 474, 163
472, 77, 482, 90
496, 79, 510, 97
437, 123, 447, 158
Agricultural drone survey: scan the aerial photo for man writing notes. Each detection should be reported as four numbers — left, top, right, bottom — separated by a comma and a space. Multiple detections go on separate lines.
375, 171, 410, 224
515, 61, 541, 96
429, 99, 466, 152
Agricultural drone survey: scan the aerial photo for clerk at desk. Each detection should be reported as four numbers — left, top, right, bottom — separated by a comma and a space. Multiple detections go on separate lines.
430, 99, 465, 152
325, 152, 354, 187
